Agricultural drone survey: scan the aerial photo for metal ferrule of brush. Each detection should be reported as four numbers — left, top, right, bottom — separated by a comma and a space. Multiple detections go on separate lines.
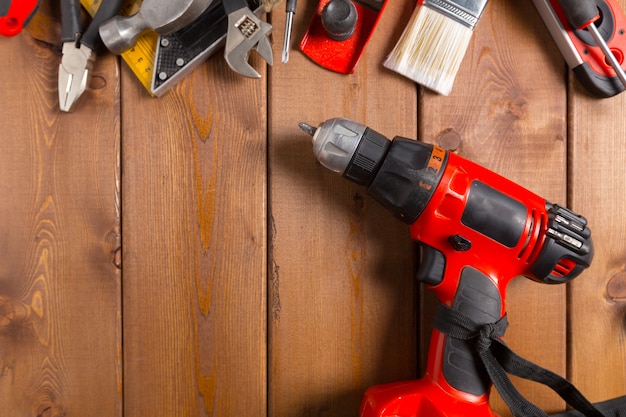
423, 0, 489, 29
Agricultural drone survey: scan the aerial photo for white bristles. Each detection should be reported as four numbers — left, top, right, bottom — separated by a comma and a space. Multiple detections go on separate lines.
383, 5, 474, 96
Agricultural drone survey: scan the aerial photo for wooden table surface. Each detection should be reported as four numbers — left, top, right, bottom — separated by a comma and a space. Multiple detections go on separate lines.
1, 0, 625, 416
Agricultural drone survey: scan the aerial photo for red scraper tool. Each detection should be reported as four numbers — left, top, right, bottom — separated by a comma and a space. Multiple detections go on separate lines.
0, 0, 41, 36
533, 0, 626, 97
300, 0, 387, 74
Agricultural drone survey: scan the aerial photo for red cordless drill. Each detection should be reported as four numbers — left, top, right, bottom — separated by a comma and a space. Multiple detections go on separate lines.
299, 118, 594, 417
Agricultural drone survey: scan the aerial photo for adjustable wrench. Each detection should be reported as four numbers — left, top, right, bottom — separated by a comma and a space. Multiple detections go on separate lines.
223, 0, 273, 78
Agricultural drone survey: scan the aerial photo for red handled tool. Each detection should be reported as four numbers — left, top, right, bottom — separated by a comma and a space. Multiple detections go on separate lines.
299, 0, 387, 74
0, 0, 40, 37
533, 0, 626, 97
299, 118, 621, 417
557, 0, 626, 87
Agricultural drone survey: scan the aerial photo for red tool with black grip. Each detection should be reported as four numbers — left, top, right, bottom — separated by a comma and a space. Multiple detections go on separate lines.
299, 0, 387, 74
557, 0, 626, 88
299, 118, 610, 417
0, 0, 40, 36
533, 0, 626, 97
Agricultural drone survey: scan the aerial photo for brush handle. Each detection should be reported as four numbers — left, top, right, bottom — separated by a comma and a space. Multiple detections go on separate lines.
422, 0, 489, 29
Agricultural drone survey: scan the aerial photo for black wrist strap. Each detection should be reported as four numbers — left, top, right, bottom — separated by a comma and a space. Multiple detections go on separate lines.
433, 303, 606, 417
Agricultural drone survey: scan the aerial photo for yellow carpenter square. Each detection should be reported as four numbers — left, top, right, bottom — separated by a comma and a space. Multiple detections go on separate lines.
80, 0, 157, 95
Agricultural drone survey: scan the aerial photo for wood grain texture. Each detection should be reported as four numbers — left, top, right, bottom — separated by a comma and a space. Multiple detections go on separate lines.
418, 1, 570, 415
0, 7, 121, 417
268, 1, 419, 416
568, 0, 626, 396
120, 54, 267, 416
2, 0, 626, 416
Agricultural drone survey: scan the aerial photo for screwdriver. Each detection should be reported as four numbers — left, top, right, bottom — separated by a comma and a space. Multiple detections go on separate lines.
558, 0, 626, 88
282, 0, 296, 63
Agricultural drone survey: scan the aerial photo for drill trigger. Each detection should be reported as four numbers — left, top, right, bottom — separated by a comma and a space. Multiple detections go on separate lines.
416, 244, 446, 286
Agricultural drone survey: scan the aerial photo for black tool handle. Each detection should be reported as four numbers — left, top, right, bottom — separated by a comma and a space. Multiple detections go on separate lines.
223, 0, 248, 15
0, 0, 11, 17
82, 0, 124, 51
286, 0, 296, 13
61, 0, 81, 42
558, 0, 601, 29
436, 268, 502, 396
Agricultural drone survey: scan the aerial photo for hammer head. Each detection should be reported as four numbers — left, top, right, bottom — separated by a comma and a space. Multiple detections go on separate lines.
99, 0, 214, 54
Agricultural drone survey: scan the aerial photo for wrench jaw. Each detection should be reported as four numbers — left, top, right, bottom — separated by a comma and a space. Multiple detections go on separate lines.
255, 32, 273, 66
224, 8, 273, 78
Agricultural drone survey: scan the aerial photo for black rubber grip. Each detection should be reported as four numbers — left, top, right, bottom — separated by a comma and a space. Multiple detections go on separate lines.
321, 0, 357, 41
461, 181, 527, 248
367, 138, 446, 224
416, 245, 446, 286
223, 0, 248, 15
343, 127, 391, 187
558, 0, 600, 29
441, 267, 502, 395
82, 0, 124, 51
0, 0, 10, 17
573, 62, 625, 97
60, 0, 81, 43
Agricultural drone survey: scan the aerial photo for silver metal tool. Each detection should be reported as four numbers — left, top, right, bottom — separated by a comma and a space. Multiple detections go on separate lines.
223, 0, 273, 78
585, 16, 626, 88
151, 0, 262, 96
99, 0, 214, 54
281, 0, 296, 63
58, 0, 123, 112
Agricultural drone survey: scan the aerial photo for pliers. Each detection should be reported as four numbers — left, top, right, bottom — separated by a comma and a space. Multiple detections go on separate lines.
223, 0, 273, 78
58, 0, 123, 112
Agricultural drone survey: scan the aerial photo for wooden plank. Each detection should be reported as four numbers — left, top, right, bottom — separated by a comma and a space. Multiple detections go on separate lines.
0, 4, 121, 416
268, 1, 419, 415
120, 48, 267, 415
569, 92, 626, 402
418, 1, 569, 415
568, 0, 626, 399
3, 0, 623, 415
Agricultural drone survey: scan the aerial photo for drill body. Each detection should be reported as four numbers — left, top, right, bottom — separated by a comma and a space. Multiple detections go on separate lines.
301, 118, 593, 417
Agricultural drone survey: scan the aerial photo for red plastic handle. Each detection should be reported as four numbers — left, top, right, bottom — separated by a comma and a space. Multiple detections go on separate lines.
0, 0, 41, 37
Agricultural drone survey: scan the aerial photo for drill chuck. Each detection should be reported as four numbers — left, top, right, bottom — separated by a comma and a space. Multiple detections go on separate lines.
299, 119, 366, 175
301, 118, 446, 223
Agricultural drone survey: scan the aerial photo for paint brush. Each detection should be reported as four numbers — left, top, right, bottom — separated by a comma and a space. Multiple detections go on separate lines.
383, 0, 489, 96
